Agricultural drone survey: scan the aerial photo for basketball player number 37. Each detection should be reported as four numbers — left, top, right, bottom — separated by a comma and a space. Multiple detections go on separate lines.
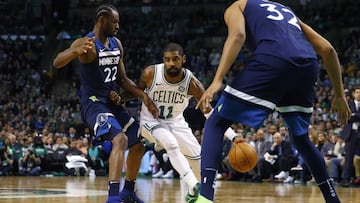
260, 3, 301, 31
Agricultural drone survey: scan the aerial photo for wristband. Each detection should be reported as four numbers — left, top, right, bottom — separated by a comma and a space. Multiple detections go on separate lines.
204, 108, 214, 119
224, 127, 238, 141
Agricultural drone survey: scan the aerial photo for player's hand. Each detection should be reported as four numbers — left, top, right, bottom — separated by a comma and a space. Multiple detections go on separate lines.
196, 81, 223, 112
78, 36, 95, 55
109, 90, 122, 105
233, 136, 246, 144
143, 94, 159, 119
331, 96, 351, 126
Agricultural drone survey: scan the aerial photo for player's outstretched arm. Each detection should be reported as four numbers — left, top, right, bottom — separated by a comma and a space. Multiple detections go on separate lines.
53, 36, 95, 68
196, 2, 246, 111
115, 41, 158, 118
300, 21, 351, 125
188, 76, 212, 114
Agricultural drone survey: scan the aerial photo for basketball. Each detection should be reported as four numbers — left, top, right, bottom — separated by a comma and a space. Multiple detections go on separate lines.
228, 142, 258, 173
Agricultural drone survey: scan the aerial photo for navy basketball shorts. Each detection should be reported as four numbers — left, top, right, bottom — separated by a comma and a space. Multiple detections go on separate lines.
215, 55, 318, 136
81, 99, 141, 147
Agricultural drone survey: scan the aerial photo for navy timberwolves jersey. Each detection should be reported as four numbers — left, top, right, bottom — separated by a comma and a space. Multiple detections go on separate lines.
243, 0, 317, 63
79, 32, 121, 103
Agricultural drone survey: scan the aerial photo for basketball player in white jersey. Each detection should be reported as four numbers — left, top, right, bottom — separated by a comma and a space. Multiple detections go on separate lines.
138, 43, 204, 203
136, 43, 239, 203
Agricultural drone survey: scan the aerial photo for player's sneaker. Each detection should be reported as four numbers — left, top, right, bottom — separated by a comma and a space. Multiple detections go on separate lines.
119, 189, 144, 203
106, 195, 121, 203
185, 183, 200, 203
152, 169, 164, 178
194, 195, 213, 203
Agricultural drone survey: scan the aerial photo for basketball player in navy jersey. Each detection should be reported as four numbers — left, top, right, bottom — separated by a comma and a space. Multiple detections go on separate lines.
195, 0, 351, 203
53, 4, 158, 203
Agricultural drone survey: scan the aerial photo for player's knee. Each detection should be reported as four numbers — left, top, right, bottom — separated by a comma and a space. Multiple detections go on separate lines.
112, 133, 128, 151
167, 144, 180, 156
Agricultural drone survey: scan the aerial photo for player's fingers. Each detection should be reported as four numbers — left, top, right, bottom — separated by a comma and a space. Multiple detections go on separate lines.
233, 137, 246, 144
195, 98, 202, 109
87, 36, 96, 42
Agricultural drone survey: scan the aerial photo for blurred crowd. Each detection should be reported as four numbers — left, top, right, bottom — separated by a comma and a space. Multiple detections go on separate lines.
0, 0, 359, 187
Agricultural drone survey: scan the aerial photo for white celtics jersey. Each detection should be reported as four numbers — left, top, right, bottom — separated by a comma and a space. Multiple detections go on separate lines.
141, 63, 193, 122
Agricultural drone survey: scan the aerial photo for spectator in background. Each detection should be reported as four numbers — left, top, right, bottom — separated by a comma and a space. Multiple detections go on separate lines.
279, 126, 290, 142
339, 86, 360, 187
67, 126, 80, 140
33, 135, 48, 173
353, 151, 360, 185
258, 133, 297, 182
253, 128, 272, 182
34, 116, 46, 131
329, 136, 346, 184
18, 148, 41, 176
52, 136, 68, 151
244, 132, 255, 147
0, 143, 14, 176
64, 138, 88, 176
87, 139, 105, 173
321, 130, 338, 170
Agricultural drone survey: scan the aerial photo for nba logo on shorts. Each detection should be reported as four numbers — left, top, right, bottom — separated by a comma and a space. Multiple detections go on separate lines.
96, 113, 108, 127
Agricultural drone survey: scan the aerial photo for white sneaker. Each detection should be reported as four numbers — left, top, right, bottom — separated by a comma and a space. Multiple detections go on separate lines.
274, 171, 289, 179
283, 176, 294, 183
152, 169, 164, 178
216, 173, 223, 180
161, 170, 174, 178
290, 166, 303, 171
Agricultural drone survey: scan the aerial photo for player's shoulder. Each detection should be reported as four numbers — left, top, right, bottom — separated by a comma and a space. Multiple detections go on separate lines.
144, 65, 156, 73
70, 36, 88, 47
141, 65, 156, 79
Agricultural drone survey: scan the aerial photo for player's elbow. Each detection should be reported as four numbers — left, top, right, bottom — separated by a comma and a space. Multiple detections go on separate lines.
53, 60, 60, 69
230, 31, 246, 44
318, 44, 337, 60
53, 57, 64, 69
315, 40, 336, 58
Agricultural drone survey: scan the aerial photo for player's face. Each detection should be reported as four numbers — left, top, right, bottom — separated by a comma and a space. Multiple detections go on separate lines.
103, 10, 119, 37
163, 51, 185, 77
354, 89, 360, 101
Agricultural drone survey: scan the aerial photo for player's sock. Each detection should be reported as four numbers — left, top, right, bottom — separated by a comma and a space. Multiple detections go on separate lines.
200, 169, 217, 201
108, 181, 120, 196
318, 179, 341, 203
291, 133, 340, 203
200, 111, 232, 201
123, 179, 135, 191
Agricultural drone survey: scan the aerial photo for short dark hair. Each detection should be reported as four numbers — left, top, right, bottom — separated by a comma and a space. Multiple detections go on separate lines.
163, 43, 184, 55
95, 4, 118, 23
353, 86, 360, 91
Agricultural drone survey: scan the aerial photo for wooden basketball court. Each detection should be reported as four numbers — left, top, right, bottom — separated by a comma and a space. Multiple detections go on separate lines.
0, 176, 358, 203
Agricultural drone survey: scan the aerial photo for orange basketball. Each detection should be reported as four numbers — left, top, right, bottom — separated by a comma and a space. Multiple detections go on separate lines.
228, 142, 258, 173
